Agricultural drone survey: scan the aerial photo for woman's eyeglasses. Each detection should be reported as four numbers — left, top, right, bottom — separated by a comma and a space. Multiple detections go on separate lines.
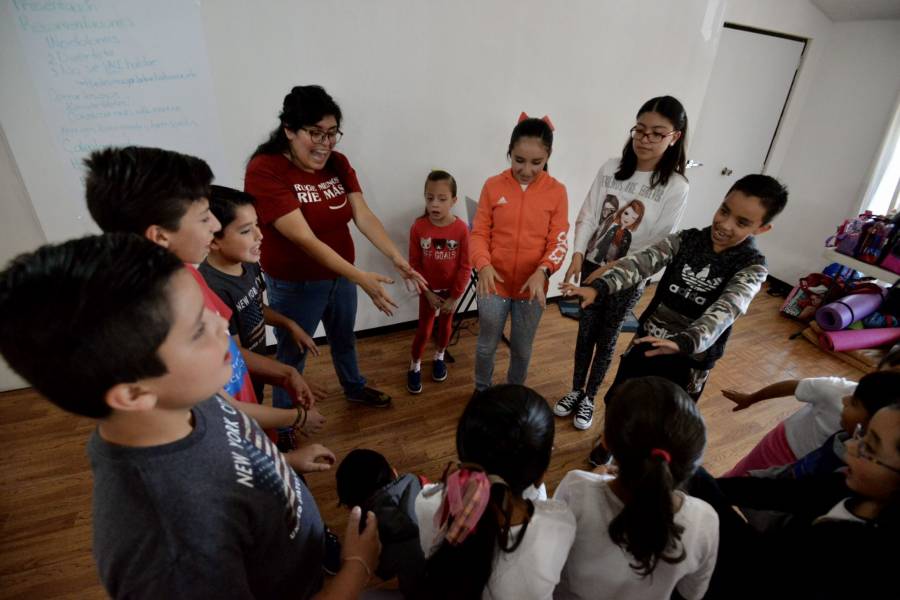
850, 423, 900, 475
300, 127, 343, 145
630, 126, 677, 144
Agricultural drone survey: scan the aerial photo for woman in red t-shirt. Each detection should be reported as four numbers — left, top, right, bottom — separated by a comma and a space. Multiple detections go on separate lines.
245, 85, 424, 409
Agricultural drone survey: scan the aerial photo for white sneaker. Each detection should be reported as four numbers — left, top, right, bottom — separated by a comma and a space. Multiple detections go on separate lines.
553, 390, 584, 417
573, 396, 595, 430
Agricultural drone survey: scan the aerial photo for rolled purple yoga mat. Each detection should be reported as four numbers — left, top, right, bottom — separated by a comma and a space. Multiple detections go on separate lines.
818, 327, 900, 352
815, 291, 884, 331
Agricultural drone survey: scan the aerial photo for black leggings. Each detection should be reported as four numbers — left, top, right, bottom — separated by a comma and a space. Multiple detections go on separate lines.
571, 262, 643, 398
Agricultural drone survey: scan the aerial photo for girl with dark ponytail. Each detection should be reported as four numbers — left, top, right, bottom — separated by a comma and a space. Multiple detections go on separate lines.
554, 377, 718, 600
415, 384, 575, 599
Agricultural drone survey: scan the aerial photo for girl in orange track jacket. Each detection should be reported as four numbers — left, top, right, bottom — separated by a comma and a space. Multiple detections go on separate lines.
471, 114, 569, 390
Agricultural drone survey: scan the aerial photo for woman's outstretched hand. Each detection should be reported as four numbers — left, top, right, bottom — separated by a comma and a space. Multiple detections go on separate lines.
356, 271, 398, 315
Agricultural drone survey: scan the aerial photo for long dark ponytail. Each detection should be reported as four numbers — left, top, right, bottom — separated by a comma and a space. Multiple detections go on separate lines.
605, 376, 706, 577
615, 95, 688, 188
251, 85, 342, 159
425, 384, 554, 598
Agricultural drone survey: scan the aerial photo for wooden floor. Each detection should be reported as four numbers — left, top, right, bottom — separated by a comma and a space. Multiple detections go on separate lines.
0, 284, 864, 599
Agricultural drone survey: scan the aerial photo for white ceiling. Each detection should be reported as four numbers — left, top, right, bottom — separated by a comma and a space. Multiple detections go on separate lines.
811, 0, 900, 22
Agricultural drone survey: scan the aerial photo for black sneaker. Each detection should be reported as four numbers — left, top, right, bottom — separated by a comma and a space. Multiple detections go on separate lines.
432, 358, 448, 382
347, 386, 392, 408
322, 527, 341, 575
554, 390, 584, 417
407, 369, 423, 394
573, 396, 595, 430
588, 441, 613, 467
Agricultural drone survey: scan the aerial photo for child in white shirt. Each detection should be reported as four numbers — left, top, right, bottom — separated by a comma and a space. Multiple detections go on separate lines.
554, 376, 718, 600
722, 376, 857, 476
416, 384, 576, 599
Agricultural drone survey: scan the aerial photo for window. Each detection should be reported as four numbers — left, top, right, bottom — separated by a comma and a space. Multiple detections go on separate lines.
861, 94, 900, 215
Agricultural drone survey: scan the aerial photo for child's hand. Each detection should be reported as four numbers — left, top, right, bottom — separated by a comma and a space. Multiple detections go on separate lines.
563, 254, 583, 284
560, 283, 598, 308
723, 389, 756, 411
284, 370, 319, 409
583, 260, 616, 285
633, 336, 680, 357
519, 269, 547, 308
295, 407, 327, 437
424, 289, 443, 310
439, 296, 458, 315
290, 323, 320, 357
477, 265, 503, 297
393, 256, 429, 292
342, 507, 381, 581
285, 442, 335, 473
356, 271, 398, 316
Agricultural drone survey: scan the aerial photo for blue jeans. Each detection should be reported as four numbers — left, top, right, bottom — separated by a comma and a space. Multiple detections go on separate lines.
474, 294, 544, 390
265, 275, 366, 408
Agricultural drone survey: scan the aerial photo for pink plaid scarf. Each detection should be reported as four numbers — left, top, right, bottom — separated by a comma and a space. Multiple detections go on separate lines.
434, 464, 507, 545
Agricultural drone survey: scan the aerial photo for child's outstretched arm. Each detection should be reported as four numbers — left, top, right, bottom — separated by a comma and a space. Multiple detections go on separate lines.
666, 263, 768, 356
560, 232, 681, 307
262, 305, 319, 357
723, 380, 800, 411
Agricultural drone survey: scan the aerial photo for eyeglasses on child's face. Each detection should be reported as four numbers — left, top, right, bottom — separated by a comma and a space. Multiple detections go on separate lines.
300, 127, 343, 145
851, 423, 900, 475
629, 126, 676, 144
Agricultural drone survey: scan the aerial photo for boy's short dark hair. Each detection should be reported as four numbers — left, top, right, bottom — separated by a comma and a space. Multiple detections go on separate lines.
728, 174, 788, 225
209, 185, 256, 238
336, 449, 394, 508
85, 146, 214, 234
0, 234, 184, 418
854, 371, 900, 416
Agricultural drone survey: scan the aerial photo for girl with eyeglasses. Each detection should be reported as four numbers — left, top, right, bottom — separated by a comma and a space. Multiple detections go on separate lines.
245, 85, 427, 424
554, 96, 690, 432
684, 375, 900, 599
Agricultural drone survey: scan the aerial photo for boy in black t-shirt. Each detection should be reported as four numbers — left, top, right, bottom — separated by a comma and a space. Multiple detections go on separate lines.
199, 185, 325, 449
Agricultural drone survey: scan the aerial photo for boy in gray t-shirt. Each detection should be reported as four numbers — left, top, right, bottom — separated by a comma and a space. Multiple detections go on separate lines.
0, 234, 380, 599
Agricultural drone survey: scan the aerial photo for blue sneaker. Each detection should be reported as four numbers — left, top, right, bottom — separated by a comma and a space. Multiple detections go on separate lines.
432, 358, 448, 382
407, 369, 423, 394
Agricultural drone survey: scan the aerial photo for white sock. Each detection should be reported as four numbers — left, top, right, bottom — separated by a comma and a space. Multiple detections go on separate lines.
410, 359, 421, 372
434, 349, 445, 361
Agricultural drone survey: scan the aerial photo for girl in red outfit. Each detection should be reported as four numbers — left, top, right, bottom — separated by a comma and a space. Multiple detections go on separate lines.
406, 171, 471, 394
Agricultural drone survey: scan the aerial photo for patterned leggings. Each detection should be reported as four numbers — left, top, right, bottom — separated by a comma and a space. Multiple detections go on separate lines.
571, 262, 644, 398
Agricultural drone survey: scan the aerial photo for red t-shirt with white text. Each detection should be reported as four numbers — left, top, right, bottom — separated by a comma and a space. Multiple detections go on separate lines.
245, 151, 362, 281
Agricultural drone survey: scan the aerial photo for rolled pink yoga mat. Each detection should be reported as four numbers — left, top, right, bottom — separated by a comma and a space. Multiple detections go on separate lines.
815, 291, 884, 331
818, 327, 900, 352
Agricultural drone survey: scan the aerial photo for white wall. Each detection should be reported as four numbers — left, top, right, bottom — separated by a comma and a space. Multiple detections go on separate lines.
771, 18, 900, 283
0, 126, 47, 390
0, 0, 726, 336
719, 1, 900, 283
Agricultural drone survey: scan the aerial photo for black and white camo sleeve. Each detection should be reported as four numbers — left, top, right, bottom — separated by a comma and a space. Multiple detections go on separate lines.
591, 232, 681, 295
670, 264, 768, 355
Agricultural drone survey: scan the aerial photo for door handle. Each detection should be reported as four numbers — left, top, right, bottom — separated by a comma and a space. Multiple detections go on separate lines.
721, 167, 734, 176
686, 160, 703, 169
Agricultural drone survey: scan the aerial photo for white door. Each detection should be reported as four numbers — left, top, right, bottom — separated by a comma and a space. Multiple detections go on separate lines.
681, 25, 805, 230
